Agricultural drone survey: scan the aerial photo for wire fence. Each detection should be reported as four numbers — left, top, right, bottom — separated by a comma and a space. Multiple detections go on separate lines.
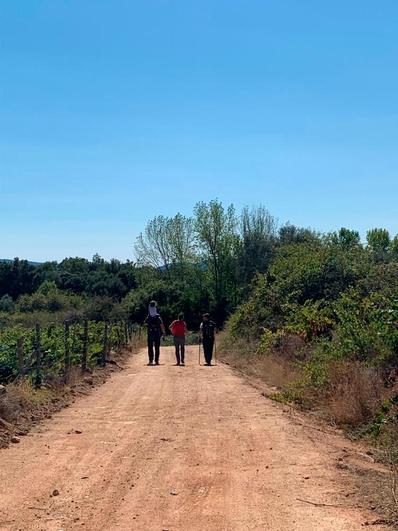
0, 319, 141, 387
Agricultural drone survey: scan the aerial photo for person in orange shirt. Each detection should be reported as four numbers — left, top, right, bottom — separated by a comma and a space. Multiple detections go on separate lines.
169, 313, 187, 366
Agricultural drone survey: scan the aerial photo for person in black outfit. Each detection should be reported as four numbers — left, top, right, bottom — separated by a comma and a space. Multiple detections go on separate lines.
199, 313, 217, 366
144, 301, 165, 365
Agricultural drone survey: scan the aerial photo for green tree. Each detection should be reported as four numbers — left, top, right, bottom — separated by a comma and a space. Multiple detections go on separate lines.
278, 224, 320, 245
0, 294, 15, 313
238, 205, 277, 284
166, 213, 196, 269
328, 227, 360, 249
37, 280, 59, 296
366, 228, 390, 261
390, 235, 398, 260
135, 213, 196, 273
0, 258, 36, 299
194, 200, 238, 318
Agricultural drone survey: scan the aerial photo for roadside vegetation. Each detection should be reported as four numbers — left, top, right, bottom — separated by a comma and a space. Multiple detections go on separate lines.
220, 228, 398, 435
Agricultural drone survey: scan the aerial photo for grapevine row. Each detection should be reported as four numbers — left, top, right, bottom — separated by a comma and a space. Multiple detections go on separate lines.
0, 319, 138, 386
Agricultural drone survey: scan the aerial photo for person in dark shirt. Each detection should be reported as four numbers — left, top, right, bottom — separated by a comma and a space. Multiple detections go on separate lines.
199, 313, 217, 366
144, 301, 165, 365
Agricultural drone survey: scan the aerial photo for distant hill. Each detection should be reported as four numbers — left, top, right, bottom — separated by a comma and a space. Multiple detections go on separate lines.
0, 258, 42, 266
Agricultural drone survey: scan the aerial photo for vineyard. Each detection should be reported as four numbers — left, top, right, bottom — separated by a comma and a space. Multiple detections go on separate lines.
0, 319, 138, 387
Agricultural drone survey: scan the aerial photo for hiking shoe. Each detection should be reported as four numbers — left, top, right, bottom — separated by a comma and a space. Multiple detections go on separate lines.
181, 362, 185, 366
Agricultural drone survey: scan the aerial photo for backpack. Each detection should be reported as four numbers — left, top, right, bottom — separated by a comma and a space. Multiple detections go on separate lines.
147, 315, 161, 335
202, 320, 216, 339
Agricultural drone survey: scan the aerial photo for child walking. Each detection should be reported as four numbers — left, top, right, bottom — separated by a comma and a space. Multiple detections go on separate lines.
169, 313, 187, 366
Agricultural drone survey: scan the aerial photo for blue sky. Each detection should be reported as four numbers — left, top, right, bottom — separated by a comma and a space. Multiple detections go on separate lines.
1, 1, 397, 261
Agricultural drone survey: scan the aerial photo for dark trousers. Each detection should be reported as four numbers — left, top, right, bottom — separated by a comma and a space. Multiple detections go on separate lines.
147, 334, 161, 364
203, 338, 214, 365
174, 336, 185, 364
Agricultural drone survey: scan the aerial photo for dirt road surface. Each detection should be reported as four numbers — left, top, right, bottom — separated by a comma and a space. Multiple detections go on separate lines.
0, 346, 384, 530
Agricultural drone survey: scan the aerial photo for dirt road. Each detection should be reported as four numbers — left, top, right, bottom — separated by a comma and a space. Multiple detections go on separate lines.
0, 346, 384, 530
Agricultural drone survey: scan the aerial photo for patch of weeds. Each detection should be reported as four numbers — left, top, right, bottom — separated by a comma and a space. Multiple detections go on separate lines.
366, 400, 393, 437
269, 380, 309, 408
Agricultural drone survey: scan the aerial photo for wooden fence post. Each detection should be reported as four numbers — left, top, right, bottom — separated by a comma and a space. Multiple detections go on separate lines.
34, 324, 42, 389
17, 337, 25, 376
108, 321, 113, 355
116, 322, 120, 348
82, 319, 89, 372
64, 321, 70, 384
124, 321, 129, 348
117, 321, 123, 348
101, 322, 108, 367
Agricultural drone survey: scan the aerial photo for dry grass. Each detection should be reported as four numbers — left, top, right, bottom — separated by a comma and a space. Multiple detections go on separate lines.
0, 380, 54, 421
219, 334, 385, 427
218, 333, 302, 390
378, 431, 398, 521
326, 362, 383, 426
390, 461, 398, 516
129, 330, 147, 352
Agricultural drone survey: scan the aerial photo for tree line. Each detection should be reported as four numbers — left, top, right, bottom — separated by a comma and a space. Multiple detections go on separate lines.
1, 199, 398, 332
